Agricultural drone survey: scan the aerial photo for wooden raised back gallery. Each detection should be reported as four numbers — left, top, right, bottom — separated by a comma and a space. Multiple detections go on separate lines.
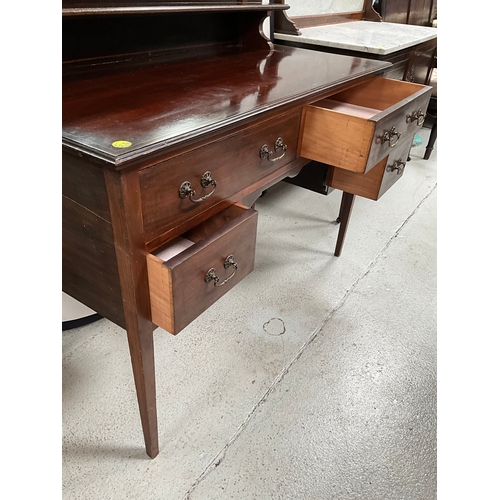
62, 0, 431, 458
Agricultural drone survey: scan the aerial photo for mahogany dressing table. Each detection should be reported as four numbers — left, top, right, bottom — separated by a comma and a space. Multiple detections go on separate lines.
62, 0, 431, 458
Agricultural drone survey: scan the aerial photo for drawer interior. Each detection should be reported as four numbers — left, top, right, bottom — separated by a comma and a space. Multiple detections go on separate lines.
320, 77, 427, 113
151, 204, 248, 268
309, 99, 381, 119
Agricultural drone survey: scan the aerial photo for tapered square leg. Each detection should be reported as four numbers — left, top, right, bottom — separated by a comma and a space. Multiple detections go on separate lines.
104, 167, 160, 459
126, 321, 159, 458
335, 192, 356, 257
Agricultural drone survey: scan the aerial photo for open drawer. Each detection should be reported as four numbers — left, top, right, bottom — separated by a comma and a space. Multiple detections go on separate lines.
147, 204, 258, 335
299, 77, 432, 174
328, 134, 414, 201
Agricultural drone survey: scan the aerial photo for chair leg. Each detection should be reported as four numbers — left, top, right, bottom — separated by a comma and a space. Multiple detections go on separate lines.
424, 119, 437, 160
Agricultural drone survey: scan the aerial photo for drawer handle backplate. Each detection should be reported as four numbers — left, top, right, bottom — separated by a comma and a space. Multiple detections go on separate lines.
406, 109, 426, 126
378, 126, 401, 148
260, 137, 288, 162
386, 158, 406, 175
205, 255, 238, 287
179, 171, 217, 203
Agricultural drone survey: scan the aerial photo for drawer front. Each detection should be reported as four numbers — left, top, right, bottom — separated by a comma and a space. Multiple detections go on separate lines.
367, 89, 431, 171
300, 77, 432, 174
329, 135, 413, 201
140, 109, 301, 243
146, 205, 258, 335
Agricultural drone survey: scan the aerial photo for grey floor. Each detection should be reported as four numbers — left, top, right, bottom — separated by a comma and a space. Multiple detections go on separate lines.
63, 128, 437, 500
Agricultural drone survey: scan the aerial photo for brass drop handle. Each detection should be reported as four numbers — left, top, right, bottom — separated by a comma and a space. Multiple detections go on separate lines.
406, 109, 426, 126
378, 126, 401, 148
205, 255, 238, 287
260, 137, 288, 162
179, 171, 217, 203
386, 158, 406, 175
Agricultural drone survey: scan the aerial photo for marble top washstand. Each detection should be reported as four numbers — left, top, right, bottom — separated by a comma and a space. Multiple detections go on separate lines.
275, 21, 437, 56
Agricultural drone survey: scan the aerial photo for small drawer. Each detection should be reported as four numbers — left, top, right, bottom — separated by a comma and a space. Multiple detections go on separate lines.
146, 204, 258, 335
328, 135, 413, 201
140, 109, 301, 243
299, 77, 432, 174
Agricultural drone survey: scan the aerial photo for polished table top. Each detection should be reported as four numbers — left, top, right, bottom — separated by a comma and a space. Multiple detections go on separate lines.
62, 45, 390, 165
275, 21, 437, 56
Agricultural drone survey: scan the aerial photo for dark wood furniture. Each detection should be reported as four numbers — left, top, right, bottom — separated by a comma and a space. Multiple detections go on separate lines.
373, 1, 438, 158
422, 50, 437, 160
62, 0, 431, 458
374, 0, 437, 26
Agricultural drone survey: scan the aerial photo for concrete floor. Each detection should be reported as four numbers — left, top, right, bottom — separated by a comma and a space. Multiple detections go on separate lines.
63, 128, 437, 499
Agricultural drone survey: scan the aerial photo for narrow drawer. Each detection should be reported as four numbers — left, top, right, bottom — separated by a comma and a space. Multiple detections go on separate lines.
328, 134, 414, 201
146, 204, 258, 335
299, 77, 432, 174
140, 109, 301, 243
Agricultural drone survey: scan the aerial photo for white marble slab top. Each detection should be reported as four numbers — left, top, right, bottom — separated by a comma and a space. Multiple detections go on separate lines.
275, 21, 437, 55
